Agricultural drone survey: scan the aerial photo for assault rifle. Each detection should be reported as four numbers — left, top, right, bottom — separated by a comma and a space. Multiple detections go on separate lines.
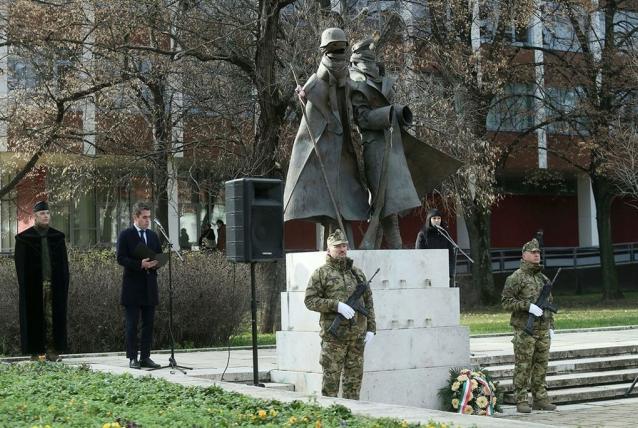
524, 268, 561, 336
328, 268, 380, 338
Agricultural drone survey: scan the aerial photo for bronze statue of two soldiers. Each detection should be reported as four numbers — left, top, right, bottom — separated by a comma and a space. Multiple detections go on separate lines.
292, 28, 461, 401
285, 28, 460, 250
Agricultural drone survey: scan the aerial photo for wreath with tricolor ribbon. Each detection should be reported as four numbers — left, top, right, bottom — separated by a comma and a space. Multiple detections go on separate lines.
438, 368, 504, 415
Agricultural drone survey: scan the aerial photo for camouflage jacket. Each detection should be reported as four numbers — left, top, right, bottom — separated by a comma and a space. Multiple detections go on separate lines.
304, 255, 375, 341
501, 260, 554, 332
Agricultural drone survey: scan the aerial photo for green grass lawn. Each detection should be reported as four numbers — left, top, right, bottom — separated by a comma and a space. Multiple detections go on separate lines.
462, 291, 638, 334
0, 363, 451, 428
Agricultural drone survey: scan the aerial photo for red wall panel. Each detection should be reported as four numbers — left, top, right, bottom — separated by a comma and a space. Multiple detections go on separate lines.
611, 198, 638, 243
491, 194, 579, 247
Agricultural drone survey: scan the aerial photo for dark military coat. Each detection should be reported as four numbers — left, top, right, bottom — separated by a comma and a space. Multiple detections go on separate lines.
15, 226, 69, 355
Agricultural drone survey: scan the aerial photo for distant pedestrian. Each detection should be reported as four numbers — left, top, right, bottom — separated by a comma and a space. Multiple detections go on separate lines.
501, 238, 556, 413
198, 222, 216, 252
215, 219, 226, 252
15, 201, 69, 361
179, 228, 191, 251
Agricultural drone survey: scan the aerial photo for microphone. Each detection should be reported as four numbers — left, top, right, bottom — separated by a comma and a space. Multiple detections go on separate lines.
154, 218, 166, 231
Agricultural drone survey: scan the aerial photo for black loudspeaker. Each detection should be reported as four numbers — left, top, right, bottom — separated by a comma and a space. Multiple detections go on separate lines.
225, 178, 284, 262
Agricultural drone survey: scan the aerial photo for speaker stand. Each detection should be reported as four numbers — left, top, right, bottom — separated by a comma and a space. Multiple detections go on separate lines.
250, 262, 265, 387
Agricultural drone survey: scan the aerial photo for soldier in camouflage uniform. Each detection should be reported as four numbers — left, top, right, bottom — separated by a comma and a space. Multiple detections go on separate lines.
502, 238, 557, 413
304, 229, 376, 399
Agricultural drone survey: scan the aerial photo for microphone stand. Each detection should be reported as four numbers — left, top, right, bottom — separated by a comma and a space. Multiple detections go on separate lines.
434, 224, 474, 287
149, 220, 191, 374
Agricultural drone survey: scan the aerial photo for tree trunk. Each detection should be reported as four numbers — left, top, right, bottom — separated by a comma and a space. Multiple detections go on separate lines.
591, 174, 622, 299
252, 0, 290, 333
258, 261, 286, 333
99, 186, 116, 243
464, 205, 497, 304
150, 82, 170, 236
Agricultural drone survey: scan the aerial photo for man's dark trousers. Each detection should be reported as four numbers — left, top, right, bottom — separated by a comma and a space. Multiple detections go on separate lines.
124, 305, 155, 360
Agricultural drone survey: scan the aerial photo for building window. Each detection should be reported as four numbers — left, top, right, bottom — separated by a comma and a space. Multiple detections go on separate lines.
487, 84, 534, 132
0, 184, 17, 252
542, 2, 583, 52
97, 185, 132, 245
545, 86, 587, 135
7, 56, 38, 90
614, 9, 638, 52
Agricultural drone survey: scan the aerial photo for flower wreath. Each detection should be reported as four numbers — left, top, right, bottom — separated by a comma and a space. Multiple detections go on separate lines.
438, 368, 503, 415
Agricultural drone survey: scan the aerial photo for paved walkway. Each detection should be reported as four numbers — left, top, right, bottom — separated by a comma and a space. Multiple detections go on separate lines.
9, 327, 638, 427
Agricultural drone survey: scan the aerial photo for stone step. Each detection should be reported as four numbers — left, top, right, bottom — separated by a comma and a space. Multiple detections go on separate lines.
484, 354, 638, 379
472, 344, 638, 367
504, 382, 638, 404
498, 368, 638, 393
190, 369, 271, 383
263, 382, 295, 391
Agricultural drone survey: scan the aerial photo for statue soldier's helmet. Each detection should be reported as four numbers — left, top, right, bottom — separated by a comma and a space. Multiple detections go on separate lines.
352, 38, 375, 54
320, 27, 348, 48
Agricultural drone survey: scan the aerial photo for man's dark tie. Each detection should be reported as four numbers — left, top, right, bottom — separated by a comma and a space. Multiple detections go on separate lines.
140, 229, 147, 244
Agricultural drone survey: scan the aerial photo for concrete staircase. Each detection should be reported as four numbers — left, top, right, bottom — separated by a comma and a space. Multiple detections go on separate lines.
472, 344, 638, 404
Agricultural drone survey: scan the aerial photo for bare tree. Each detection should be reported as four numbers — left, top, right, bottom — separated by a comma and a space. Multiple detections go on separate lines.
403, 0, 538, 303
530, 1, 638, 299
0, 0, 135, 201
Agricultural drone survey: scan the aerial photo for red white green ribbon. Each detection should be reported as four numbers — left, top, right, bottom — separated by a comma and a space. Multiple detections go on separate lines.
458, 378, 473, 414
474, 375, 495, 415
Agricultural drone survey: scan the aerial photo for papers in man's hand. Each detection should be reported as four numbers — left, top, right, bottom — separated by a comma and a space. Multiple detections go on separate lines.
133, 243, 168, 268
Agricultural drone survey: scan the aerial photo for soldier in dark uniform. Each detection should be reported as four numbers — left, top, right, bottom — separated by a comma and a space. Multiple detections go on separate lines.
15, 200, 69, 361
502, 238, 557, 413
304, 229, 376, 399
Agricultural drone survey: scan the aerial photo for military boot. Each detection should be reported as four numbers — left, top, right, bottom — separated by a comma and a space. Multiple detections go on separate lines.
533, 400, 557, 411
516, 402, 532, 413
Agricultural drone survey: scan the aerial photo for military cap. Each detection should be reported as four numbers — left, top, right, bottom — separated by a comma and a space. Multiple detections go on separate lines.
320, 27, 348, 48
33, 200, 49, 212
522, 238, 540, 253
352, 38, 375, 53
327, 229, 348, 246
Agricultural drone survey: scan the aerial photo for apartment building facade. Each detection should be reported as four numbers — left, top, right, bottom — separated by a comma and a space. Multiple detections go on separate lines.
0, 0, 636, 253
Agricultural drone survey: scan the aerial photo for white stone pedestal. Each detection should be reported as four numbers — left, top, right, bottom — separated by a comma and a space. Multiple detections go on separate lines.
271, 250, 470, 409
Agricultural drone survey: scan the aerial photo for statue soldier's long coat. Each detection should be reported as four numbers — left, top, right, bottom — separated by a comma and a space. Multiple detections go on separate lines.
284, 73, 369, 223
350, 70, 462, 218
14, 226, 69, 355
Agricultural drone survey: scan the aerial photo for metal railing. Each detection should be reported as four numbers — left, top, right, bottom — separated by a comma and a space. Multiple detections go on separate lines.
456, 242, 638, 274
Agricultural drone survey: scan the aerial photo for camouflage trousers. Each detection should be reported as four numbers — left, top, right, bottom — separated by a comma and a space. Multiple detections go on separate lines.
320, 338, 365, 400
512, 327, 551, 404
42, 281, 56, 354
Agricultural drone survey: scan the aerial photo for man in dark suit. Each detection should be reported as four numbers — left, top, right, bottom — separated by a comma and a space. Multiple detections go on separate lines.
116, 201, 162, 369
